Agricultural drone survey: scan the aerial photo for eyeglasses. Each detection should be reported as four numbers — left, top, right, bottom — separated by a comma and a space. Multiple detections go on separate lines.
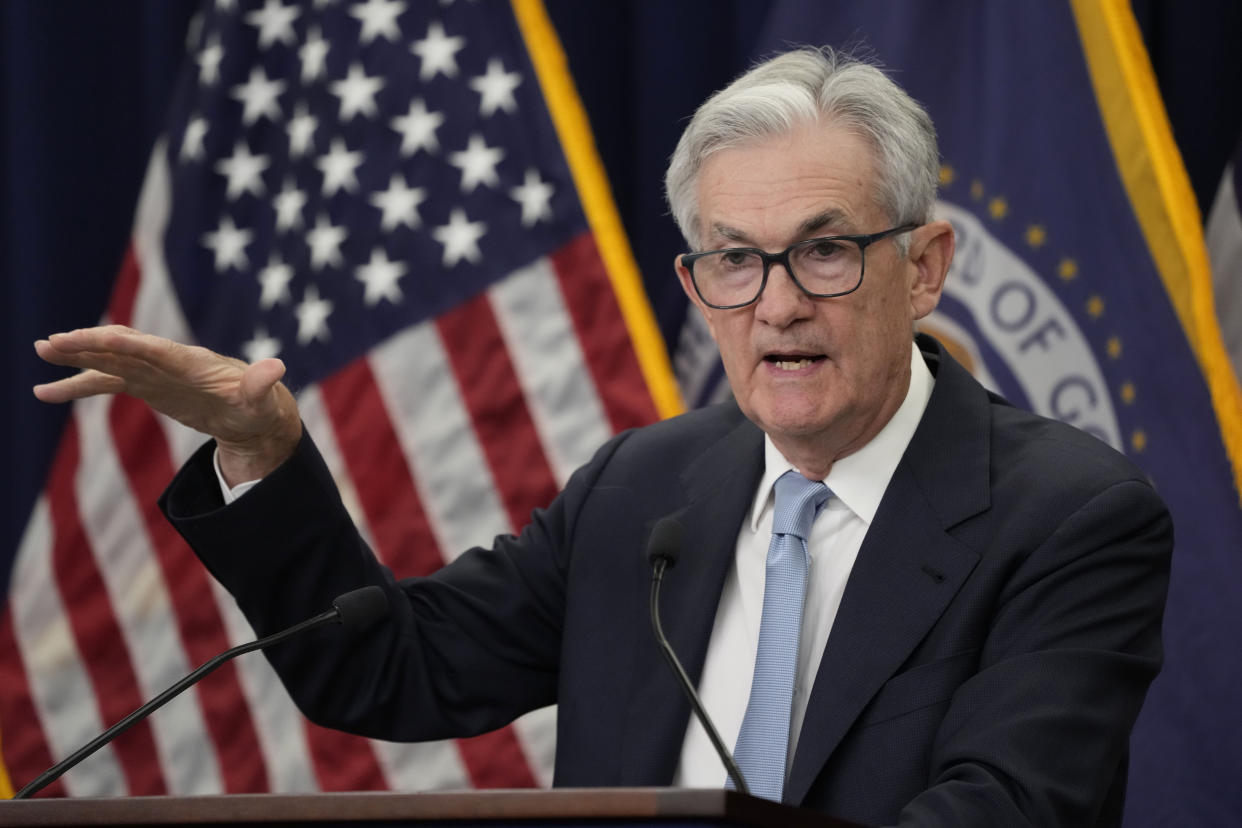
680, 223, 919, 310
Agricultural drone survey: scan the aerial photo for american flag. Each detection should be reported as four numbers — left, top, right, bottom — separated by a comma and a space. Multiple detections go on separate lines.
0, 0, 677, 797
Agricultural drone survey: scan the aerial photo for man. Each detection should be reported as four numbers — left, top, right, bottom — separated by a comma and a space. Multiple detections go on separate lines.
35, 47, 1171, 826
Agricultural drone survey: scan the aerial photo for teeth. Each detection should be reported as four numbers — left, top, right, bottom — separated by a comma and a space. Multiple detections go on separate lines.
773, 358, 813, 371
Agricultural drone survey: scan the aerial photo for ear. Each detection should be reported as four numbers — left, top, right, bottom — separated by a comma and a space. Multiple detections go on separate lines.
675, 254, 719, 342
907, 220, 955, 320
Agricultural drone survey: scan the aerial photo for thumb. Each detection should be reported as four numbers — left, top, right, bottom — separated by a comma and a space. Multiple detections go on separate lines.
239, 358, 287, 405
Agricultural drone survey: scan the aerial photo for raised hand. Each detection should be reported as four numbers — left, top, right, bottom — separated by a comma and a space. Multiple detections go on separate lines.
34, 325, 302, 485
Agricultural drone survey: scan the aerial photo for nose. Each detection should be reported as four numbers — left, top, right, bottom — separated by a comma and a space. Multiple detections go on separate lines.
753, 262, 812, 327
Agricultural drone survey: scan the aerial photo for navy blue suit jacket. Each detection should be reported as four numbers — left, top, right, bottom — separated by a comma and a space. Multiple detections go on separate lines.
162, 335, 1171, 827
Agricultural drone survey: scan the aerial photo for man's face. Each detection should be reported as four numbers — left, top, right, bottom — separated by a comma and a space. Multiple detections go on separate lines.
676, 121, 948, 468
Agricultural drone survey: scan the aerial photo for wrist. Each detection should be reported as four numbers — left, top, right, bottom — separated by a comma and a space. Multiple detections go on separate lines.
216, 390, 303, 487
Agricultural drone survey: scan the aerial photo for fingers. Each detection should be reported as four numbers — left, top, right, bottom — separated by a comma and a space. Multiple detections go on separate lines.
37, 328, 226, 388
33, 369, 126, 404
42, 325, 136, 354
35, 338, 150, 380
42, 325, 186, 366
34, 338, 77, 367
34, 330, 146, 406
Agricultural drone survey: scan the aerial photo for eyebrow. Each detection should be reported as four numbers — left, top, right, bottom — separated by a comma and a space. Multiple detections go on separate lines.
796, 209, 851, 237
707, 223, 752, 246
707, 209, 853, 248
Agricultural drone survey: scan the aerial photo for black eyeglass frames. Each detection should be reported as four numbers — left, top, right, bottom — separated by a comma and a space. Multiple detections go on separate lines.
680, 223, 919, 309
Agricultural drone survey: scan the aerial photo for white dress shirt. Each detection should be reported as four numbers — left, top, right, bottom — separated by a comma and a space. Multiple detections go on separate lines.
674, 343, 934, 786
216, 459, 259, 504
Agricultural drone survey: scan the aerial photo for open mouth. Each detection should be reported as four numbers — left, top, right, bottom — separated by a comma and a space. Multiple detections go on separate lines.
764, 354, 825, 371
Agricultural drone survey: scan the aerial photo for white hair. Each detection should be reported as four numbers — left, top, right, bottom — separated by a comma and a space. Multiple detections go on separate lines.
664, 46, 939, 251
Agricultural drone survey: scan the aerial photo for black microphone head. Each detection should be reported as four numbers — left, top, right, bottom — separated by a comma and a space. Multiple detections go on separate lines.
332, 586, 390, 635
647, 516, 684, 569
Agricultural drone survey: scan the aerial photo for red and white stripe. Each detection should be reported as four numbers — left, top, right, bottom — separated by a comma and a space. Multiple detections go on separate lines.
2, 121, 657, 795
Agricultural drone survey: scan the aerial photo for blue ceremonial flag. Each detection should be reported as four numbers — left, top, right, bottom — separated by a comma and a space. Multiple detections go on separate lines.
697, 1, 1240, 824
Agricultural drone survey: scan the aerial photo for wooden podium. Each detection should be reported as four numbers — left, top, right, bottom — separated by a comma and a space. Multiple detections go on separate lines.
0, 788, 862, 827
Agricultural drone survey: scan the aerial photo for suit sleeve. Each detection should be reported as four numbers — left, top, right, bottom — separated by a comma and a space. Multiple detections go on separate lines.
895, 478, 1172, 827
160, 425, 627, 741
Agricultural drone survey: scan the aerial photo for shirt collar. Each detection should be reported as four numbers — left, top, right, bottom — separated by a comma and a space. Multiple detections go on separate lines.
747, 342, 935, 531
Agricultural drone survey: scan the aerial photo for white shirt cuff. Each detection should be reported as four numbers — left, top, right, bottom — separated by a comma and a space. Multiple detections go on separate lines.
213, 447, 262, 505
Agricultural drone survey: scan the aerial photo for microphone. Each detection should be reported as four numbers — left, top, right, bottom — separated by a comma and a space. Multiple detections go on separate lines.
14, 585, 390, 799
647, 517, 750, 795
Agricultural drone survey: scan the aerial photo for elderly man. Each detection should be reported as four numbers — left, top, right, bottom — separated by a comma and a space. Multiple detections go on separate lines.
36, 47, 1170, 827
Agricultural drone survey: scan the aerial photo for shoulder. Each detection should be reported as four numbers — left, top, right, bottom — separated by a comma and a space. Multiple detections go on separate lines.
915, 334, 1167, 531
589, 400, 752, 463
562, 399, 760, 499
989, 401, 1148, 488
617, 399, 752, 452
988, 405, 1166, 551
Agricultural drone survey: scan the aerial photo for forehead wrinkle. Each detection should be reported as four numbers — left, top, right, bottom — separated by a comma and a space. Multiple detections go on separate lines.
706, 208, 854, 251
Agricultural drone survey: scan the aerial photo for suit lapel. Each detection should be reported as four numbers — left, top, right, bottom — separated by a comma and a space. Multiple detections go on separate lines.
618, 414, 764, 785
785, 338, 992, 805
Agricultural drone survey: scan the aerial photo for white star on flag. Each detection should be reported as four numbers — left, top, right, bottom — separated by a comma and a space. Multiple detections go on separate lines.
241, 327, 282, 363
510, 168, 555, 227
299, 26, 331, 83
391, 97, 444, 156
350, 0, 406, 44
258, 254, 295, 308
330, 63, 386, 121
431, 208, 487, 267
295, 285, 334, 343
196, 34, 224, 86
245, 0, 301, 49
180, 117, 209, 162
306, 214, 348, 270
202, 215, 253, 272
214, 141, 270, 200
231, 66, 286, 126
273, 180, 308, 232
355, 247, 408, 306
411, 21, 465, 80
469, 59, 522, 117
316, 137, 364, 195
370, 174, 427, 231
287, 104, 318, 158
449, 133, 505, 193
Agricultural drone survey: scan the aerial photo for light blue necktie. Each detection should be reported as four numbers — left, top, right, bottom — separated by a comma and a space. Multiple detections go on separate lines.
730, 470, 830, 801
